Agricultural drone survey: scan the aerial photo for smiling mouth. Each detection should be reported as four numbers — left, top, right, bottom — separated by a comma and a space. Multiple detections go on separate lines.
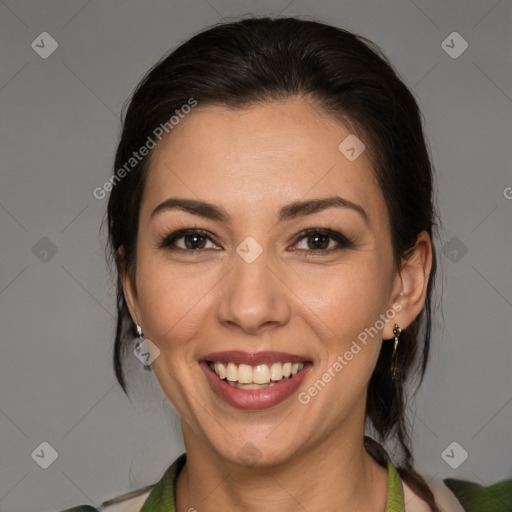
207, 361, 309, 389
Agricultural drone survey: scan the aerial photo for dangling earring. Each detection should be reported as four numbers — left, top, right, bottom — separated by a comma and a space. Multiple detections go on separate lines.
391, 324, 401, 380
134, 324, 150, 369
135, 324, 144, 351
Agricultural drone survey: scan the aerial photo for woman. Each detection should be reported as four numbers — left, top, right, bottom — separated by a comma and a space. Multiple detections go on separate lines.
63, 16, 442, 512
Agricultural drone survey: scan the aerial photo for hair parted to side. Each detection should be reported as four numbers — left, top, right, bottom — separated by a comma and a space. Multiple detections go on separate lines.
105, 16, 440, 510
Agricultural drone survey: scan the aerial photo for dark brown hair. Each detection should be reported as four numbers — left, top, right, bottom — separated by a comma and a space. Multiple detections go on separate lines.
105, 16, 440, 510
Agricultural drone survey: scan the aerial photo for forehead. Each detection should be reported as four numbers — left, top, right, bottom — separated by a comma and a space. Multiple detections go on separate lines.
142, 99, 386, 225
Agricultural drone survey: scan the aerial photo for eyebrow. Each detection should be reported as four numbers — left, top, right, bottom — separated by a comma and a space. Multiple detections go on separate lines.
150, 196, 369, 225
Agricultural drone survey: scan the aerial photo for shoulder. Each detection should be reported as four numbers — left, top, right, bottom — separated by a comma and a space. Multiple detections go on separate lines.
59, 508, 100, 512
59, 453, 186, 512
58, 489, 152, 512
403, 478, 465, 512
100, 490, 152, 512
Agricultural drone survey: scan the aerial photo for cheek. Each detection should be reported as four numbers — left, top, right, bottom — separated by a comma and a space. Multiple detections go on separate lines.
135, 258, 217, 353
291, 259, 391, 345
136, 263, 214, 416
294, 265, 387, 418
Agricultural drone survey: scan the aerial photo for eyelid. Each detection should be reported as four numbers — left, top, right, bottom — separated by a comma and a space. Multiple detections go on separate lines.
157, 228, 221, 250
291, 227, 356, 251
158, 226, 355, 253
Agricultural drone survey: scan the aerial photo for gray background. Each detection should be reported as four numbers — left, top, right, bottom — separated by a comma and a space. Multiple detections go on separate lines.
0, 1, 511, 511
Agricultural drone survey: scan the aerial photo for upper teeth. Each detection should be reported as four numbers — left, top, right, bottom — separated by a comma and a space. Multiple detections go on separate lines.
210, 361, 305, 384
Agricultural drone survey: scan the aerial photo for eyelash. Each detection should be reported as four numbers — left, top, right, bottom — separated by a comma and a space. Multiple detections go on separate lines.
157, 227, 355, 255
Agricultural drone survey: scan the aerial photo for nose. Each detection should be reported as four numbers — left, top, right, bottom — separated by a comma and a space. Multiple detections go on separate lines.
216, 248, 291, 335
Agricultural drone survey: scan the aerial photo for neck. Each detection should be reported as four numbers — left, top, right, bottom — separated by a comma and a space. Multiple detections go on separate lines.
175, 425, 388, 512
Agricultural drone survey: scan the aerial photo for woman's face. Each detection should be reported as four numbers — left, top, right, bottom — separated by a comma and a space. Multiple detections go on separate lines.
123, 98, 406, 465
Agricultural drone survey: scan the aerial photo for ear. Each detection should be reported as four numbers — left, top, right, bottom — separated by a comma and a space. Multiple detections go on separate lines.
116, 245, 141, 327
384, 231, 433, 339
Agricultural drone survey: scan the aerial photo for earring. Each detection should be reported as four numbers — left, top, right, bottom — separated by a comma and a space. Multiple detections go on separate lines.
134, 324, 153, 370
135, 324, 144, 351
391, 324, 401, 380
133, 324, 160, 369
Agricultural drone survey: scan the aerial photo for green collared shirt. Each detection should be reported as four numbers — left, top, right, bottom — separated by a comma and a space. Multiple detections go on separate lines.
61, 445, 406, 512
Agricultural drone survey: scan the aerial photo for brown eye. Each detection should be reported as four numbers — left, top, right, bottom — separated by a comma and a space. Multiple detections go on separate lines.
294, 228, 355, 254
158, 229, 219, 251
305, 233, 330, 250
182, 233, 207, 250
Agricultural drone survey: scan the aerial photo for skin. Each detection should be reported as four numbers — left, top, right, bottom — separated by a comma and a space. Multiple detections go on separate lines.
120, 97, 433, 512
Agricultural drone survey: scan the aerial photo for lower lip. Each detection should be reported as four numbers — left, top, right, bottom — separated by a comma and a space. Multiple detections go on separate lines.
200, 361, 312, 410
